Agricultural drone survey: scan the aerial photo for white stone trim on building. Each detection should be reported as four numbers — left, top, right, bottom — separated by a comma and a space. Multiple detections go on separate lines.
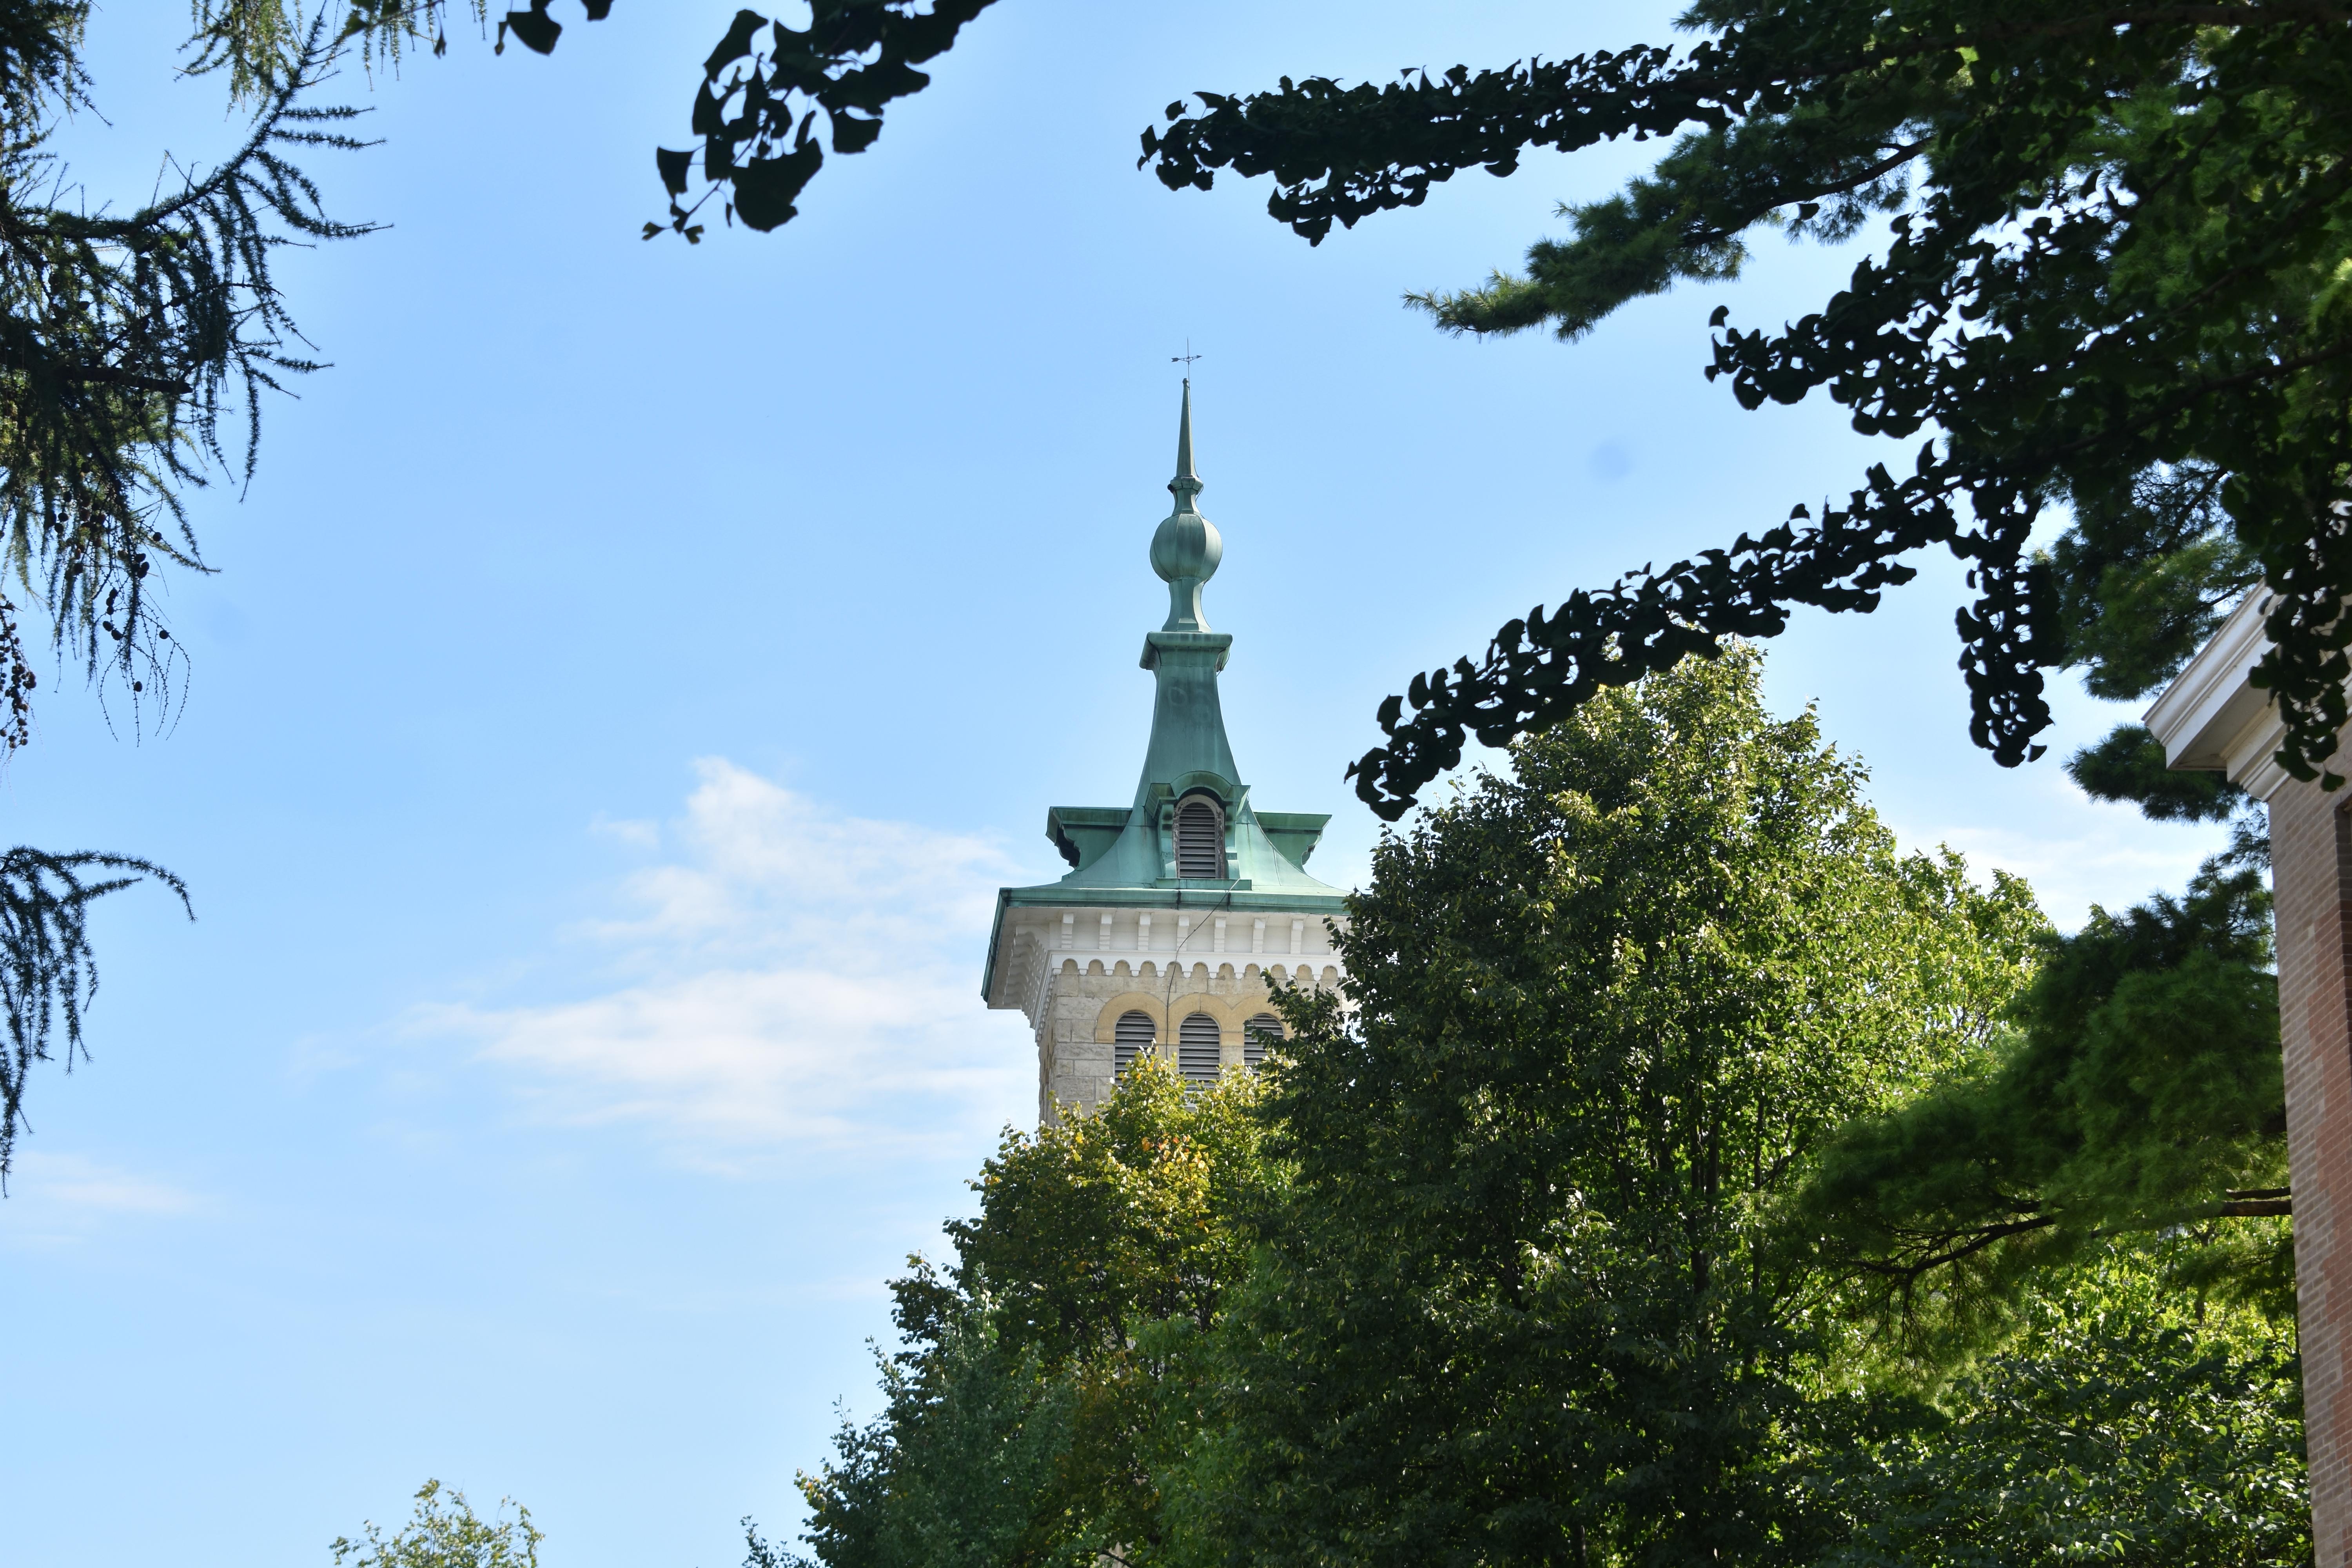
990, 899, 1347, 1120
2145, 589, 2296, 799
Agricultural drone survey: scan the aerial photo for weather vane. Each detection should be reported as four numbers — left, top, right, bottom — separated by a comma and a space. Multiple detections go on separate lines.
1172, 340, 1203, 374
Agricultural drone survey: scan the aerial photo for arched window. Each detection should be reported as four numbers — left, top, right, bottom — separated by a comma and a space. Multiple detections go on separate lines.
1114, 1010, 1154, 1077
1243, 1013, 1283, 1070
1174, 797, 1225, 880
1178, 1012, 1222, 1085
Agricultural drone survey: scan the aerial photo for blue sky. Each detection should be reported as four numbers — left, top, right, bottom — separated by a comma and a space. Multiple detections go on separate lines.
3, 5, 2239, 1566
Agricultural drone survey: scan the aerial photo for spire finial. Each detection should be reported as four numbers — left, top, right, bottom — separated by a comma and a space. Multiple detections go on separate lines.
1169, 377, 1203, 511
1149, 377, 1221, 632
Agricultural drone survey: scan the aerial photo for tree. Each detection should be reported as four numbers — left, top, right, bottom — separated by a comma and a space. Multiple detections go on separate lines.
774, 648, 2304, 1568
218, 8, 2352, 819
1123, 2, 2352, 817
0, 848, 187, 1181
785, 1309, 1086, 1568
1794, 1247, 2307, 1568
1795, 840, 2292, 1359
1174, 647, 2046, 1568
788, 1057, 1281, 1568
196, 2, 997, 242
331, 1480, 542, 1568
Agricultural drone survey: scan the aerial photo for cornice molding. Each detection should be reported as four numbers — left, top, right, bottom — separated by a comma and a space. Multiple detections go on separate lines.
2144, 591, 2296, 800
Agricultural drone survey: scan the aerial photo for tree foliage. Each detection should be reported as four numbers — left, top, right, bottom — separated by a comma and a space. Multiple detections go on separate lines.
784, 651, 2304, 1568
786, 1310, 1087, 1568
1123, 3, 2352, 815
206, 1, 996, 241
211, 9, 2352, 822
330, 1480, 542, 1568
1173, 647, 2043, 1566
646, 0, 999, 238
1796, 1252, 2307, 1568
789, 1057, 1280, 1568
0, 3, 378, 742
0, 848, 188, 1181
2066, 721, 2248, 823
1797, 845, 2291, 1360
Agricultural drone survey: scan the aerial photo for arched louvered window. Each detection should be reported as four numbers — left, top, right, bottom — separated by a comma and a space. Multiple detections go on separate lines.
1243, 1013, 1283, 1070
1178, 1012, 1222, 1085
1114, 1010, 1155, 1078
1174, 797, 1225, 880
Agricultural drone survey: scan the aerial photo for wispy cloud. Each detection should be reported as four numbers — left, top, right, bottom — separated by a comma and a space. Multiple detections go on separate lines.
419, 760, 1043, 1165
5, 1151, 203, 1223
1888, 772, 2232, 931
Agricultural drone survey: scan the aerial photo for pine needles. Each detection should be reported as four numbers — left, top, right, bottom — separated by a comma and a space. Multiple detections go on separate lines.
0, 847, 189, 1183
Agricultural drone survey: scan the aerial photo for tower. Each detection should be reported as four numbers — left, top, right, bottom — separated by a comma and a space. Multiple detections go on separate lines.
980, 383, 1349, 1121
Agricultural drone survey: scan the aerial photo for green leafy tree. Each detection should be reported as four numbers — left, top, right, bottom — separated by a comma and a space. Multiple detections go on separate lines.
784, 1310, 1086, 1568
1797, 845, 2291, 1359
331, 1480, 542, 1568
777, 650, 2304, 1568
2065, 722, 2250, 826
1794, 1248, 2307, 1568
1174, 647, 2045, 1568
789, 1057, 1281, 1568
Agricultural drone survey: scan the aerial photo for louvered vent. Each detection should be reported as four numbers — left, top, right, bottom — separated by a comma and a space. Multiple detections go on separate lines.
1114, 1010, 1155, 1077
1243, 1013, 1283, 1070
1178, 1012, 1222, 1085
1175, 798, 1224, 880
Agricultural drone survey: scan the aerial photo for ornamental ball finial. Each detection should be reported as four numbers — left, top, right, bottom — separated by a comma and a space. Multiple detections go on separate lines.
1151, 379, 1221, 630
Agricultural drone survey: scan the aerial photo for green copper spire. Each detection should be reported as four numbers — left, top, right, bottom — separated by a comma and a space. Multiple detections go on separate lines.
979, 381, 1345, 1003
1149, 379, 1221, 633
1135, 379, 1238, 795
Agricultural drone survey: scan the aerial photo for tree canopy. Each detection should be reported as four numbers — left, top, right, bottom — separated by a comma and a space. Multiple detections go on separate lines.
1797, 841, 2291, 1359
331, 1480, 543, 1568
1129, 2, 2352, 815
778, 648, 2307, 1568
1185, 647, 2044, 1565
789, 1057, 1281, 1568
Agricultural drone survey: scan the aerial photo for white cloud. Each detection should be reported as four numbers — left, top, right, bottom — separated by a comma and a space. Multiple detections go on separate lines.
419, 760, 1044, 1164
7, 1151, 203, 1217
587, 813, 660, 850
1888, 775, 2232, 932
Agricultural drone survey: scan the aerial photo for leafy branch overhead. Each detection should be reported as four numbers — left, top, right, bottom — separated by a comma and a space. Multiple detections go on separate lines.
1132, 3, 2352, 817
2, 9, 403, 748
648, 1, 999, 239
425, 0, 994, 238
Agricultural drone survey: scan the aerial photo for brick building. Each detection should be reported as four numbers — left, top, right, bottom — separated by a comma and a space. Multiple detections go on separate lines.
979, 384, 1349, 1122
2149, 589, 2349, 1563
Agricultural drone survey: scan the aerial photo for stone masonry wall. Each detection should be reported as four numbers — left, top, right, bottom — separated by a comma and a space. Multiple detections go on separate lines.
2272, 778, 2352, 1567
1036, 956, 1343, 1122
